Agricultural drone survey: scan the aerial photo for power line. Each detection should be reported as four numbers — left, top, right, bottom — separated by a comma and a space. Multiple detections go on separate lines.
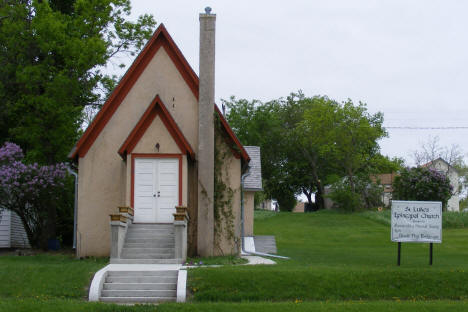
386, 126, 468, 130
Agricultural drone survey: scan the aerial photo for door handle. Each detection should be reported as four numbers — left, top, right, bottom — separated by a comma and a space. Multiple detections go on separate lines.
157, 191, 160, 197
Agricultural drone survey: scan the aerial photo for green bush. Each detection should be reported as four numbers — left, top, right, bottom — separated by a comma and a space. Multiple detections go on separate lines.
276, 189, 296, 212
328, 178, 383, 212
393, 167, 452, 211
328, 184, 361, 212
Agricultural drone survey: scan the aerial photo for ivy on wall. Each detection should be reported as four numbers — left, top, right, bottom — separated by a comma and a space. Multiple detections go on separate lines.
213, 115, 237, 254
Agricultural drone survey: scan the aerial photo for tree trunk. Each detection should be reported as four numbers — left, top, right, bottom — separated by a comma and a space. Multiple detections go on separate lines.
302, 188, 313, 206
315, 183, 325, 210
43, 202, 57, 250
348, 170, 355, 193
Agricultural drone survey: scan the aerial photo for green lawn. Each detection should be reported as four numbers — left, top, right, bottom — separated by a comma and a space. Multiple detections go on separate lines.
0, 254, 106, 299
188, 211, 468, 303
2, 211, 468, 311
4, 299, 468, 312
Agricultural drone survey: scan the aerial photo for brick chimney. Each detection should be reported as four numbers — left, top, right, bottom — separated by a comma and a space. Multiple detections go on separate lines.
197, 7, 216, 256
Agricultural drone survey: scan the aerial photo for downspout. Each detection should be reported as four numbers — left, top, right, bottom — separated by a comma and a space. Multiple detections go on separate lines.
66, 165, 78, 249
240, 169, 250, 253
240, 167, 289, 259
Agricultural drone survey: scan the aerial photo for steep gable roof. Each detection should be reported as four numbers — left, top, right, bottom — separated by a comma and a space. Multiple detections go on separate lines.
69, 23, 249, 162
118, 95, 194, 159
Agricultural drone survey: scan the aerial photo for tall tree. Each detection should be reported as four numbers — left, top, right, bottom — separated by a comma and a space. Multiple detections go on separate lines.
226, 92, 395, 211
0, 0, 156, 163
291, 95, 342, 209
297, 99, 392, 209
223, 96, 297, 209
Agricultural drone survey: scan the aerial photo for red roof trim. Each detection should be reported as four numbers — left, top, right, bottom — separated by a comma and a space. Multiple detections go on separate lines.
70, 23, 247, 163
215, 105, 250, 162
118, 95, 194, 159
70, 24, 198, 160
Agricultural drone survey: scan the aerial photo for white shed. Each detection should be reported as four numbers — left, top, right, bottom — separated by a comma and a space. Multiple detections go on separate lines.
0, 209, 30, 248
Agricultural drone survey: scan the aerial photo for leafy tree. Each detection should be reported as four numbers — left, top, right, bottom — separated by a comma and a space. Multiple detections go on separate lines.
0, 142, 68, 248
286, 95, 340, 209
223, 96, 288, 205
0, 0, 156, 163
328, 177, 384, 212
0, 1, 155, 247
275, 187, 297, 212
393, 167, 452, 211
225, 92, 393, 211
224, 92, 394, 209
296, 97, 390, 209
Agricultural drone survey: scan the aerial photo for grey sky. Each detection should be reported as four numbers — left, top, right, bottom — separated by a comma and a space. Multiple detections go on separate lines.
122, 0, 468, 165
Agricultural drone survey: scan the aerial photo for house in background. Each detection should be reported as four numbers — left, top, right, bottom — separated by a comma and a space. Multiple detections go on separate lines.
422, 158, 460, 212
259, 199, 276, 211
293, 202, 305, 213
69, 11, 258, 262
372, 158, 460, 211
0, 209, 30, 249
372, 172, 397, 207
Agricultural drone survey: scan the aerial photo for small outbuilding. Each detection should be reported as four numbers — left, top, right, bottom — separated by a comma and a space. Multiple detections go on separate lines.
0, 209, 30, 249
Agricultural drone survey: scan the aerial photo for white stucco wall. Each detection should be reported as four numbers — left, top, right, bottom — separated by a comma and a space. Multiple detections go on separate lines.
77, 46, 198, 257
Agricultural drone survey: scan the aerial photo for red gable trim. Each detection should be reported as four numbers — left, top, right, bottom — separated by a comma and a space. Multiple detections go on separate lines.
215, 105, 250, 162
70, 23, 248, 163
70, 24, 198, 160
118, 95, 194, 159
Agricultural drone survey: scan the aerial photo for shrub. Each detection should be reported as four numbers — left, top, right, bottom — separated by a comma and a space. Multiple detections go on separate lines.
328, 177, 383, 212
393, 167, 452, 211
0, 142, 68, 248
276, 189, 297, 212
328, 185, 361, 212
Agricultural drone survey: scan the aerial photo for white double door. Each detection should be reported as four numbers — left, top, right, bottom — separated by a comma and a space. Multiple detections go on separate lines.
134, 158, 178, 223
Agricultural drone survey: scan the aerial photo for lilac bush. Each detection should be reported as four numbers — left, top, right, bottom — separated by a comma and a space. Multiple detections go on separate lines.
393, 167, 452, 211
0, 142, 68, 248
0, 142, 23, 164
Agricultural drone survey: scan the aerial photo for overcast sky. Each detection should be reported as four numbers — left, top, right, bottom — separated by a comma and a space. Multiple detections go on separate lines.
120, 1, 468, 165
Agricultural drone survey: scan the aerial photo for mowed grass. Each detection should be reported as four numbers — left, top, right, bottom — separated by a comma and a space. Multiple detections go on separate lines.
2, 211, 468, 311
4, 299, 468, 312
0, 298, 157, 312
189, 211, 468, 302
0, 253, 106, 299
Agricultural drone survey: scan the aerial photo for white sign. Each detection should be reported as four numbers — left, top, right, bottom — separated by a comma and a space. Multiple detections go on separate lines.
391, 200, 442, 243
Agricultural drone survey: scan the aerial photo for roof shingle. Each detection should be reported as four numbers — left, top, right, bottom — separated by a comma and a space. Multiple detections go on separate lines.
244, 146, 262, 191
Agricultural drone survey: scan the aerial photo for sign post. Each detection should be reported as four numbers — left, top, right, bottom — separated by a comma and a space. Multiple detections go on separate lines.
391, 200, 442, 266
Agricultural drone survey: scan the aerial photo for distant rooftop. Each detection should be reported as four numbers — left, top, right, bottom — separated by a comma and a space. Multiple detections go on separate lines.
244, 146, 262, 191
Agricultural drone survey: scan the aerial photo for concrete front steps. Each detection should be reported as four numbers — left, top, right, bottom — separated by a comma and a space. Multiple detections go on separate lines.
100, 270, 178, 303
111, 223, 183, 264
101, 224, 184, 303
